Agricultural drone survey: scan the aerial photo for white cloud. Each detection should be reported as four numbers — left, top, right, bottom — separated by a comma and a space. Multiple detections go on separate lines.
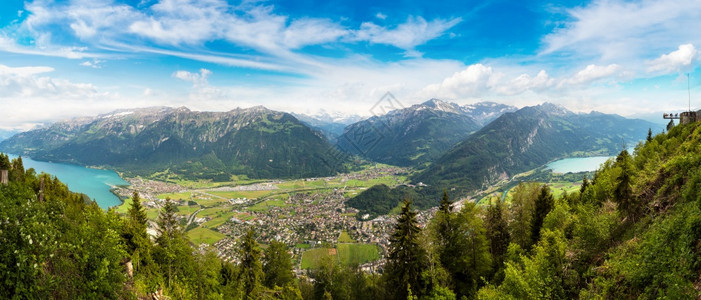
376, 12, 387, 20
497, 70, 555, 95
542, 0, 701, 62
173, 68, 211, 87
0, 64, 120, 130
562, 64, 623, 86
421, 64, 500, 98
80, 59, 104, 68
0, 64, 54, 76
352, 16, 462, 54
646, 44, 698, 74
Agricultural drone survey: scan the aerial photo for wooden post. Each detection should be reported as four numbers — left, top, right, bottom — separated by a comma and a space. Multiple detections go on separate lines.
0, 170, 7, 185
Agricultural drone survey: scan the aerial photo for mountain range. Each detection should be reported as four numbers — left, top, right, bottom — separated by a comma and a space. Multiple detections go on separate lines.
336, 99, 516, 167
0, 106, 346, 180
347, 103, 661, 217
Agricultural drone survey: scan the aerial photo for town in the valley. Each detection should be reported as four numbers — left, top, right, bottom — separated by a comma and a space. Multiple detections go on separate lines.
113, 166, 442, 273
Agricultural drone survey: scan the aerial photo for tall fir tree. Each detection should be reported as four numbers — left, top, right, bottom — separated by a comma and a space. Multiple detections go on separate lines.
647, 128, 653, 142
614, 150, 636, 220
238, 229, 263, 298
531, 185, 554, 247
384, 199, 428, 300
123, 191, 153, 274
485, 197, 510, 280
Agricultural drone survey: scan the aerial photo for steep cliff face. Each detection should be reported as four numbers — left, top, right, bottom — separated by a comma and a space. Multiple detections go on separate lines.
0, 106, 345, 180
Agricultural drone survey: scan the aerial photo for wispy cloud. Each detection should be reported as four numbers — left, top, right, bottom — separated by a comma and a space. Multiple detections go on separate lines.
352, 16, 462, 56
542, 0, 701, 62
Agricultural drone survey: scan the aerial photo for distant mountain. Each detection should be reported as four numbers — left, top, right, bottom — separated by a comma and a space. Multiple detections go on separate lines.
0, 106, 347, 180
292, 111, 362, 143
346, 103, 660, 217
461, 101, 519, 126
412, 103, 660, 194
0, 129, 19, 142
336, 99, 515, 167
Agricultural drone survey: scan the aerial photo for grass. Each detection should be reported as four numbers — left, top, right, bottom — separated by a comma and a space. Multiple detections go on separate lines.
199, 206, 231, 217
337, 244, 381, 266
247, 199, 289, 212
300, 243, 381, 269
187, 227, 226, 245
337, 231, 355, 243
295, 243, 311, 249
175, 205, 199, 216
208, 190, 272, 199
157, 191, 192, 200
301, 248, 335, 269
202, 212, 235, 229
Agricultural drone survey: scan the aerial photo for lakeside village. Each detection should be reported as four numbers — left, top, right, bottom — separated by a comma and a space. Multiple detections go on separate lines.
112, 166, 442, 273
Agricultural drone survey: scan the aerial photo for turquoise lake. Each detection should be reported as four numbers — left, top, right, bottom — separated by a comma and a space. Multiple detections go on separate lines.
7, 154, 128, 209
546, 156, 612, 173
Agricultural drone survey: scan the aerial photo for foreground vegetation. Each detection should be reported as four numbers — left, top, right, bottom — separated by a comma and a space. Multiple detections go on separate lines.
1, 121, 700, 299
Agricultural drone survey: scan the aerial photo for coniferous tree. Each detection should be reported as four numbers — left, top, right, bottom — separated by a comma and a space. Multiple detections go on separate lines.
485, 198, 510, 280
263, 240, 295, 289
614, 150, 636, 220
580, 176, 590, 196
154, 197, 183, 288
238, 229, 263, 298
123, 192, 153, 274
647, 128, 653, 142
384, 199, 428, 300
531, 185, 554, 247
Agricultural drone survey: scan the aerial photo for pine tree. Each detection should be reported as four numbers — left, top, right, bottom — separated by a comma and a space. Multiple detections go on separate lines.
263, 240, 295, 289
647, 128, 653, 142
531, 185, 554, 247
384, 199, 428, 300
238, 229, 263, 298
124, 191, 152, 273
155, 197, 181, 288
435, 190, 455, 269
614, 150, 636, 220
580, 176, 589, 195
485, 198, 510, 279
157, 197, 179, 241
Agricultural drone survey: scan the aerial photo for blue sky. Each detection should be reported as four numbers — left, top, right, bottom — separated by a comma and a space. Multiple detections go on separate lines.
0, 0, 700, 130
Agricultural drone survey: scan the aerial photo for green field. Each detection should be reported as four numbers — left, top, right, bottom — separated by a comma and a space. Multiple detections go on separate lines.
187, 227, 226, 245
337, 231, 355, 243
247, 199, 289, 212
208, 190, 273, 199
202, 212, 235, 229
300, 248, 335, 269
157, 191, 192, 200
337, 243, 381, 266
300, 243, 381, 269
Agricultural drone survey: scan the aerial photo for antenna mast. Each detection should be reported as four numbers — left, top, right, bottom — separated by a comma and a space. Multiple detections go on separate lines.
688, 73, 692, 112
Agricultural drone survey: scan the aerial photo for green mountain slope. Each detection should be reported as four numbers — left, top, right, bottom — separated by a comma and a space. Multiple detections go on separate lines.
413, 103, 659, 195
337, 99, 514, 168
347, 103, 660, 216
0, 106, 346, 180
